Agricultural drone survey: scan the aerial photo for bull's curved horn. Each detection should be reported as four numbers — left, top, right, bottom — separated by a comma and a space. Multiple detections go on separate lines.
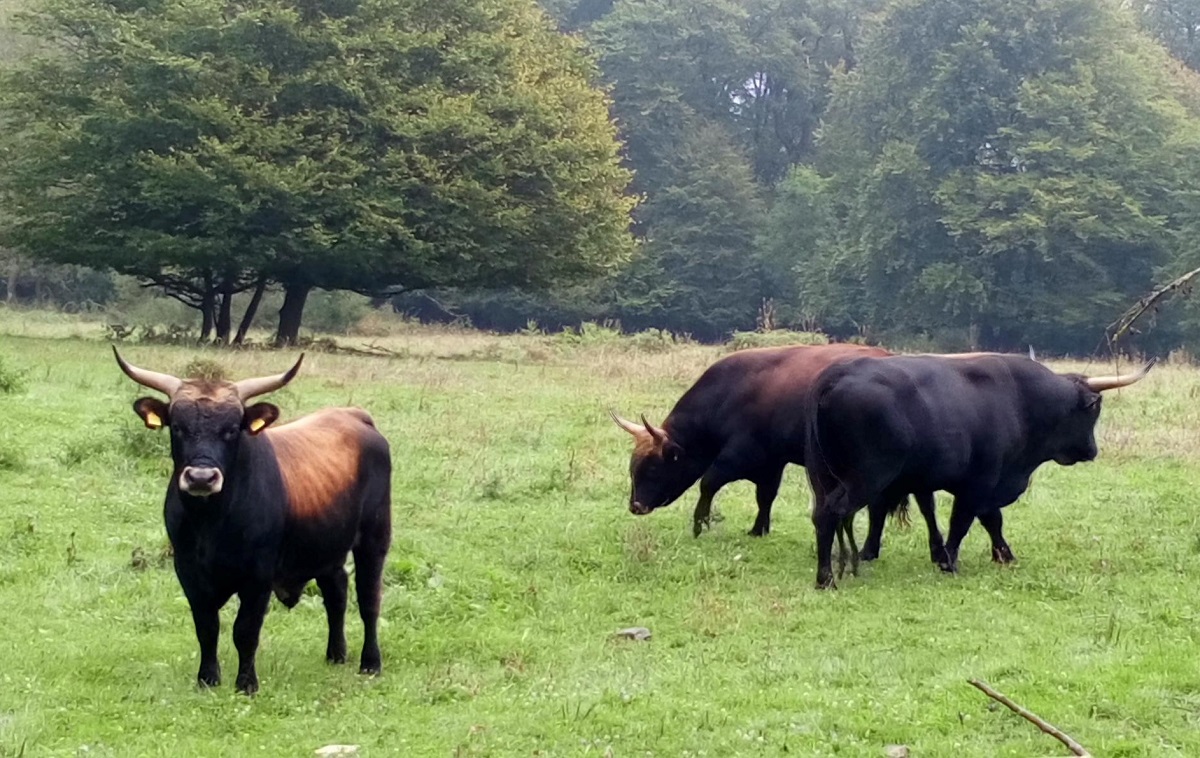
112, 346, 182, 397
1085, 359, 1156, 392
1028, 345, 1036, 361
610, 410, 644, 436
640, 414, 666, 443
233, 354, 305, 400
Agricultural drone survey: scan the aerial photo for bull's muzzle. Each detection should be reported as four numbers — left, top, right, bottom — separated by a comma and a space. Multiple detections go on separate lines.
180, 466, 224, 496
629, 501, 652, 516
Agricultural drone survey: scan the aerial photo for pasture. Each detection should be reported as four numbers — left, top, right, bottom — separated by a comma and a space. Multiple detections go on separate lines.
1, 311, 1199, 756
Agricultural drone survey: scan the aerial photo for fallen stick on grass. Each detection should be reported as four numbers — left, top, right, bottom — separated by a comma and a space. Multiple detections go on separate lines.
967, 679, 1091, 757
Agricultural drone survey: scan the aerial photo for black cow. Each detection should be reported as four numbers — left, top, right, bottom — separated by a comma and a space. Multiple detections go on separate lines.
806, 352, 1152, 588
115, 349, 392, 693
611, 344, 941, 562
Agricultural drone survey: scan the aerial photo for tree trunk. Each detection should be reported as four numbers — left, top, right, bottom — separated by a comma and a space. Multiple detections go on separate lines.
234, 276, 268, 345
200, 289, 216, 342
4, 257, 17, 303
215, 289, 233, 344
275, 282, 311, 347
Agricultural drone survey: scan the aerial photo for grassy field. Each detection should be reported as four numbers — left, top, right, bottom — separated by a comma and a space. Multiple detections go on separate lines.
1, 309, 1199, 757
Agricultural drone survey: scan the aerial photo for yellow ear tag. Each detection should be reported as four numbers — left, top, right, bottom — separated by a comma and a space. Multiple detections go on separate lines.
144, 411, 162, 430
248, 417, 267, 433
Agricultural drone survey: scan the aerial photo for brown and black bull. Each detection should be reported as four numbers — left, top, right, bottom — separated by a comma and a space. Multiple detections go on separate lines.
114, 349, 392, 694
611, 344, 942, 560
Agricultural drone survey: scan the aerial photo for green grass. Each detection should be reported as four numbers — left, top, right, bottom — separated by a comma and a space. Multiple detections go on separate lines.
1, 315, 1199, 756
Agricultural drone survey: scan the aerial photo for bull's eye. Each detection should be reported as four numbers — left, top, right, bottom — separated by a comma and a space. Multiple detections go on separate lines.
221, 427, 239, 442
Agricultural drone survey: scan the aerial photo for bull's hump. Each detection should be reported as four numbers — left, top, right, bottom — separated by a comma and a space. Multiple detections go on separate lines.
265, 409, 367, 519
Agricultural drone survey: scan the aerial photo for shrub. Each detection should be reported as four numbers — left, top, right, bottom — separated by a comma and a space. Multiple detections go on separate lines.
725, 330, 829, 351
304, 290, 373, 335
554, 321, 624, 347
628, 328, 685, 353
182, 358, 226, 381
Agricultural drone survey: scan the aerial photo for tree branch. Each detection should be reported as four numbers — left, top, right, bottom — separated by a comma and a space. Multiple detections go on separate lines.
1105, 264, 1200, 349
967, 679, 1091, 757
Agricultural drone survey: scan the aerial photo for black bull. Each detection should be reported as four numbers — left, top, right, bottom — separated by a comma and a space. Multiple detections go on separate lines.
805, 353, 1153, 589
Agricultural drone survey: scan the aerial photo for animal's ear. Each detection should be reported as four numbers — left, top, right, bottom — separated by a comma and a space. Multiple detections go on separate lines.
243, 403, 281, 435
133, 397, 170, 430
664, 440, 685, 463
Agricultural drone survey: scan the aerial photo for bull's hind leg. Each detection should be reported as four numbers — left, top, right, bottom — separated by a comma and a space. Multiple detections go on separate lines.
977, 509, 1015, 564
316, 568, 349, 664
859, 498, 892, 562
812, 486, 847, 590
749, 466, 784, 537
836, 513, 861, 578
352, 521, 390, 675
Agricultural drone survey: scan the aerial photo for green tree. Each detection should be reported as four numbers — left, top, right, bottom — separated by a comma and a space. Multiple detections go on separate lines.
615, 125, 766, 339
756, 166, 839, 329
1140, 0, 1200, 70
817, 0, 1200, 351
0, 0, 635, 344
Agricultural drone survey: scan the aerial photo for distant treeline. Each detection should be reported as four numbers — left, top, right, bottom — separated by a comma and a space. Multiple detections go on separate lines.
5, 0, 1200, 354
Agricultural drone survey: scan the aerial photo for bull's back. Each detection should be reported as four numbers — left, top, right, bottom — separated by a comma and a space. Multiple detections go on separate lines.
681, 343, 889, 442
813, 355, 1022, 489
264, 408, 387, 522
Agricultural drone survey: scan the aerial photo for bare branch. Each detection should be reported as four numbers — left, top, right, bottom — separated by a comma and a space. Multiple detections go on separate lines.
967, 679, 1091, 757
1105, 265, 1200, 349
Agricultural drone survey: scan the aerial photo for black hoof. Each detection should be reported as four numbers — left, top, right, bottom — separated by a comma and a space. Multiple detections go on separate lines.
992, 546, 1016, 564
197, 668, 221, 689
359, 664, 382, 677
327, 651, 348, 665
858, 547, 879, 562
235, 674, 258, 695
747, 524, 769, 537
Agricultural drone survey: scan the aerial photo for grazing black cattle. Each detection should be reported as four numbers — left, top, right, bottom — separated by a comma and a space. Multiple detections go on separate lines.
806, 352, 1152, 588
115, 349, 392, 693
611, 344, 939, 556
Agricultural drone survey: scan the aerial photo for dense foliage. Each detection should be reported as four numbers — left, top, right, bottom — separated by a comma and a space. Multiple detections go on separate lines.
3, 0, 1200, 352
0, 0, 635, 343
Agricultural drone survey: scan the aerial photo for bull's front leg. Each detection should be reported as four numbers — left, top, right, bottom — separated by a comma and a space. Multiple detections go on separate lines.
914, 491, 947, 566
189, 602, 221, 688
942, 498, 976, 574
691, 470, 728, 537
232, 586, 272, 695
977, 508, 1015, 564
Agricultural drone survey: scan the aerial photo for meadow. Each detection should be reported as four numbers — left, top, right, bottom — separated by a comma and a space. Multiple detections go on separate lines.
1, 308, 1199, 757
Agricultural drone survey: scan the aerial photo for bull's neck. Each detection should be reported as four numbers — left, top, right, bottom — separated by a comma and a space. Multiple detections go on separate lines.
662, 415, 717, 463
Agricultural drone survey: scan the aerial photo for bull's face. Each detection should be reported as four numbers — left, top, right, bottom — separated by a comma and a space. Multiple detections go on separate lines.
1049, 362, 1156, 467
611, 412, 706, 515
114, 349, 303, 499
1049, 389, 1103, 466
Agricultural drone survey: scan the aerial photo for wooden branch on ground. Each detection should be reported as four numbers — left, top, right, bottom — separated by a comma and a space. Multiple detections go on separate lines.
1105, 265, 1200, 348
967, 679, 1091, 757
